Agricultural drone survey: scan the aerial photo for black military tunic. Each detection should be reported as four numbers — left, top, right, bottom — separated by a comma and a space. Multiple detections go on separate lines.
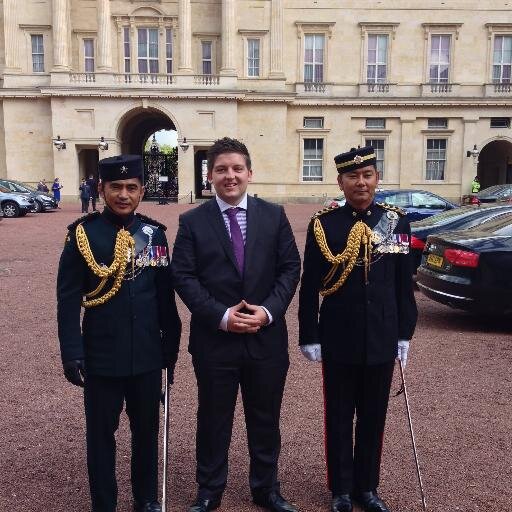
298, 201, 417, 495
57, 208, 181, 511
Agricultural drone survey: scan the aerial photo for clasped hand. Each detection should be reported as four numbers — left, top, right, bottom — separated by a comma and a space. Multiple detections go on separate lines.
227, 300, 268, 333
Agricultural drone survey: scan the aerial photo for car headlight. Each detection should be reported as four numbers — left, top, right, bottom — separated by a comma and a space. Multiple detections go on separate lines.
37, 195, 51, 202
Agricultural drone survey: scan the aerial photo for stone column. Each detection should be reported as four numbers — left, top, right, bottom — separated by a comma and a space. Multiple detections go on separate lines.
3, 0, 20, 71
178, 0, 193, 73
399, 118, 415, 188
52, 0, 70, 70
462, 117, 480, 195
97, 0, 112, 71
269, 0, 284, 78
220, 0, 236, 74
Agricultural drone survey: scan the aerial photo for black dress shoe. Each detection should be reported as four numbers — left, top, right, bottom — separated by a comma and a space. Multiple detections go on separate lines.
353, 491, 390, 512
331, 494, 353, 512
253, 491, 298, 512
133, 500, 162, 512
188, 497, 221, 512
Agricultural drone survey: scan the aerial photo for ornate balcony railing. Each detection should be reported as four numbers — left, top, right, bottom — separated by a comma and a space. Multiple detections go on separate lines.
494, 82, 511, 93
367, 82, 390, 93
193, 74, 220, 85
114, 73, 174, 85
304, 81, 327, 93
430, 82, 452, 93
70, 73, 95, 83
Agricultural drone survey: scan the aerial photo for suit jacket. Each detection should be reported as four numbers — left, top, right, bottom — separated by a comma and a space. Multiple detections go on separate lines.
57, 210, 181, 376
298, 202, 417, 365
170, 196, 301, 363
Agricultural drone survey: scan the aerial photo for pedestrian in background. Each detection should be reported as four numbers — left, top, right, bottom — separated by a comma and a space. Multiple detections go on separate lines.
171, 137, 301, 512
79, 178, 91, 213
298, 146, 418, 512
471, 175, 481, 193
37, 179, 49, 193
52, 177, 63, 208
57, 154, 181, 512
86, 174, 99, 211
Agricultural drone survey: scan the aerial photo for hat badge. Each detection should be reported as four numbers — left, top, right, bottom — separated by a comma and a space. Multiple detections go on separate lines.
120, 165, 128, 173
354, 155, 363, 164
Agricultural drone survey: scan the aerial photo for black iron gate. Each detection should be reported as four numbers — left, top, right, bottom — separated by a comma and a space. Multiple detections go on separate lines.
143, 146, 178, 200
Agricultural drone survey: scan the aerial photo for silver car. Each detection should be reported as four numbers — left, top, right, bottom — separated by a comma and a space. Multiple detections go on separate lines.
0, 185, 35, 217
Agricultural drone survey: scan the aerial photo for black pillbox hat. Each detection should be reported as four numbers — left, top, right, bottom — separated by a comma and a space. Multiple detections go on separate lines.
334, 146, 376, 174
98, 154, 143, 182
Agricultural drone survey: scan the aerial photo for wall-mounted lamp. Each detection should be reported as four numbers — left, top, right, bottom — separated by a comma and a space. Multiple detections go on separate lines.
98, 136, 109, 151
179, 137, 190, 152
466, 144, 479, 159
52, 135, 66, 151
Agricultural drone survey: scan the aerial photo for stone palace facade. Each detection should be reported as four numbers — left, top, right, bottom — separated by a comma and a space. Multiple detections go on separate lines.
1, 0, 512, 202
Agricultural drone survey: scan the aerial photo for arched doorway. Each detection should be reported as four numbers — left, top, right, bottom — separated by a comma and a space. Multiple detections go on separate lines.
117, 107, 179, 199
477, 139, 512, 188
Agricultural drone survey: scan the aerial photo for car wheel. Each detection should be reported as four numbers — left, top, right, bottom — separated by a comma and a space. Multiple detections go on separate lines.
32, 200, 43, 213
2, 201, 20, 217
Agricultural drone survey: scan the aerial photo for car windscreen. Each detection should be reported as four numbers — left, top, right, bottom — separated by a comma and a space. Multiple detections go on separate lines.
411, 207, 479, 227
16, 182, 36, 192
0, 185, 9, 193
467, 212, 512, 235
478, 185, 506, 197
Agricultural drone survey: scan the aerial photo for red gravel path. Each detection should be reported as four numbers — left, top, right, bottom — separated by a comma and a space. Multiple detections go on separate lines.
0, 202, 511, 512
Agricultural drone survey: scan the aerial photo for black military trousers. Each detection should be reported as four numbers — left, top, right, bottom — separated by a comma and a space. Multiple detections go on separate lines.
322, 360, 395, 495
192, 351, 289, 501
84, 369, 162, 512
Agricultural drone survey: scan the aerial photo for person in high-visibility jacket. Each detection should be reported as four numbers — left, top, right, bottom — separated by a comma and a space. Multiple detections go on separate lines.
471, 176, 481, 193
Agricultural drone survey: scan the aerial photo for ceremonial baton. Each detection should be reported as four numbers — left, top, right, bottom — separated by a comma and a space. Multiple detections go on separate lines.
162, 368, 171, 512
396, 360, 427, 512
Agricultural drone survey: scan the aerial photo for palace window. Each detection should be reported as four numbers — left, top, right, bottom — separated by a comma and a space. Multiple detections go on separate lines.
303, 117, 324, 128
84, 39, 95, 73
166, 29, 173, 74
365, 139, 385, 179
430, 35, 451, 83
426, 139, 447, 180
31, 34, 44, 72
428, 118, 448, 129
366, 118, 386, 129
123, 28, 131, 73
302, 139, 324, 182
367, 34, 388, 83
490, 117, 510, 128
138, 28, 159, 74
202, 41, 213, 75
247, 39, 260, 77
304, 34, 324, 83
493, 35, 512, 83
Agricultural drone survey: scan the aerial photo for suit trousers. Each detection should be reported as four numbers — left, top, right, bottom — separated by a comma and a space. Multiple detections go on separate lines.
193, 349, 289, 500
84, 369, 162, 512
322, 360, 395, 495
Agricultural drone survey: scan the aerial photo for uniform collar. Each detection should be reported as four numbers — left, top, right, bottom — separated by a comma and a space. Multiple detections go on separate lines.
102, 206, 136, 228
343, 201, 375, 220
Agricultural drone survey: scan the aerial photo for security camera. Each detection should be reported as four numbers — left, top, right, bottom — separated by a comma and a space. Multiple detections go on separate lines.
53, 135, 66, 151
98, 136, 109, 151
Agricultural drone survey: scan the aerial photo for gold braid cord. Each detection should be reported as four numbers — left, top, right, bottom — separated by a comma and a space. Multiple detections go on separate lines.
75, 223, 135, 308
313, 217, 373, 296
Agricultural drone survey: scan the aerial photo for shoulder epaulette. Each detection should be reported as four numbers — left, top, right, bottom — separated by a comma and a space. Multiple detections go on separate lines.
311, 204, 340, 220
136, 213, 167, 231
67, 211, 101, 231
376, 202, 406, 217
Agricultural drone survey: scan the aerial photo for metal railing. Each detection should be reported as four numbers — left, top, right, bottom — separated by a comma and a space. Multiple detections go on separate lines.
367, 82, 390, 93
304, 81, 326, 93
193, 75, 220, 85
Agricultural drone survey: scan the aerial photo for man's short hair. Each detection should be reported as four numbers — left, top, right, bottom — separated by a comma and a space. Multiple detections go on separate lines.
206, 137, 251, 171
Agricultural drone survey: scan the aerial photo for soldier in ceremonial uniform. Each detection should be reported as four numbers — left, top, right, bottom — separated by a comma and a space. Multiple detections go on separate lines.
298, 146, 417, 512
57, 155, 181, 512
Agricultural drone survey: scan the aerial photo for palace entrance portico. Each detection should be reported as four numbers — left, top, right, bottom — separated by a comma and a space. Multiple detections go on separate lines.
477, 139, 512, 188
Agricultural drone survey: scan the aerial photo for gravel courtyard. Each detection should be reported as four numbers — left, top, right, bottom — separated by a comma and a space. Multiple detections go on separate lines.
0, 201, 511, 512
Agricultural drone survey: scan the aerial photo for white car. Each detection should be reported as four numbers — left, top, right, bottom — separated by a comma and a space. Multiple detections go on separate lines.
0, 185, 35, 217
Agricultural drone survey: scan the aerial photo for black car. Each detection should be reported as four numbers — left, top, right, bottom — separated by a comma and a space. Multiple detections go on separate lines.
326, 189, 457, 222
410, 204, 512, 270
416, 212, 512, 314
0, 179, 58, 213
476, 184, 512, 204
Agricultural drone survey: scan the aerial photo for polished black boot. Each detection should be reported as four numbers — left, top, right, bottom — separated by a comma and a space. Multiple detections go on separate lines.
133, 500, 162, 512
353, 491, 390, 512
253, 491, 298, 512
331, 494, 353, 512
188, 496, 221, 512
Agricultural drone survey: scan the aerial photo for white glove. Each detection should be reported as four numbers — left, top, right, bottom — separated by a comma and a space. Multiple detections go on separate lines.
397, 340, 410, 368
300, 343, 322, 362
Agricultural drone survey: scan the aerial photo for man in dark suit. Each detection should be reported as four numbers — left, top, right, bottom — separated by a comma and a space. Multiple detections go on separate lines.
57, 155, 181, 512
171, 137, 301, 512
298, 147, 418, 512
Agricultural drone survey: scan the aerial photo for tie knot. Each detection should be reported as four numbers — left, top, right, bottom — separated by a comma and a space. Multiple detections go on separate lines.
225, 207, 240, 219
